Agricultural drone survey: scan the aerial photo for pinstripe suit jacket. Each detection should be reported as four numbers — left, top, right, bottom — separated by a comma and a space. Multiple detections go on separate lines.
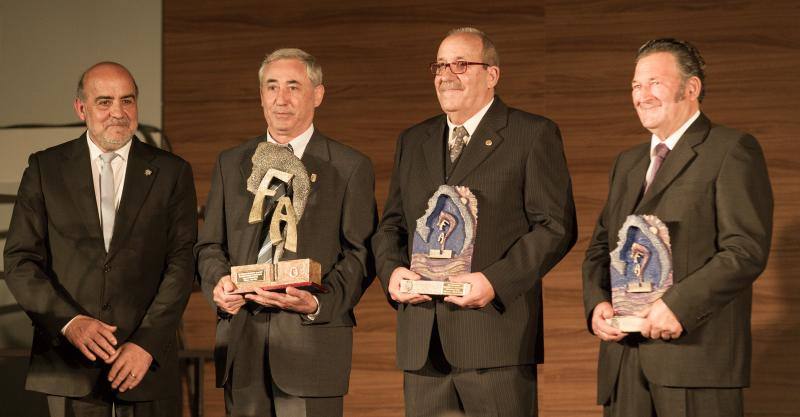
373, 97, 577, 370
582, 114, 773, 403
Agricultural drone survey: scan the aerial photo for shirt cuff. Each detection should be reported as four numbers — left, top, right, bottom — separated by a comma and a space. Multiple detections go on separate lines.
305, 295, 321, 321
61, 315, 80, 335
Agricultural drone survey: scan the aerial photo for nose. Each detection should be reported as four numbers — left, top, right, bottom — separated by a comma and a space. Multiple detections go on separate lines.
275, 87, 291, 105
110, 100, 124, 117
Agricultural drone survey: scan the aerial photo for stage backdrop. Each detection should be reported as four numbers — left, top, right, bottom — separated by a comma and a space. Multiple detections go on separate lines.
165, 1, 799, 415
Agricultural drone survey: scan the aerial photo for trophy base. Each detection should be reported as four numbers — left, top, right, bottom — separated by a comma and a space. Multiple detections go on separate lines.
230, 259, 324, 294
626, 282, 653, 293
399, 279, 471, 296
428, 249, 453, 259
606, 316, 646, 333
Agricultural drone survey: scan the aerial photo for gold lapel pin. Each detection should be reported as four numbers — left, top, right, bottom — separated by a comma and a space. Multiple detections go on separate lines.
485, 139, 493, 146
144, 169, 152, 176
310, 173, 317, 183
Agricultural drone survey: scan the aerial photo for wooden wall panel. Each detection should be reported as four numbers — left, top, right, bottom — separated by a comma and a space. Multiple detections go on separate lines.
165, 1, 799, 415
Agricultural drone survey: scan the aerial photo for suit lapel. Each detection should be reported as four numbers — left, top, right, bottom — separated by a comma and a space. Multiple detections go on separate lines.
422, 118, 447, 186
297, 131, 332, 256
636, 114, 710, 211
107, 139, 157, 260
447, 98, 507, 186
620, 146, 649, 217
239, 136, 266, 264
60, 135, 103, 244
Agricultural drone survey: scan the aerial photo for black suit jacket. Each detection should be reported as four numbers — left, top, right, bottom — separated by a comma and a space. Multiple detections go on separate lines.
582, 114, 773, 403
195, 130, 377, 397
4, 135, 197, 401
372, 97, 577, 370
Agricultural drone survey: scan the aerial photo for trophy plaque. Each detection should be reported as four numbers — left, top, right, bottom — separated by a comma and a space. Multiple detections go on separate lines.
402, 185, 478, 296
229, 142, 325, 294
606, 214, 673, 332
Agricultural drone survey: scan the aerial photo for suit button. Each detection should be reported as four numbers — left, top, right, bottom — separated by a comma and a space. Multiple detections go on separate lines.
103, 264, 111, 273
102, 303, 111, 311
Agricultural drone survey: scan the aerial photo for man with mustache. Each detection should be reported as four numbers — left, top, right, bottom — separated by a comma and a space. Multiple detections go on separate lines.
373, 28, 577, 416
196, 48, 376, 417
583, 39, 773, 417
4, 62, 197, 416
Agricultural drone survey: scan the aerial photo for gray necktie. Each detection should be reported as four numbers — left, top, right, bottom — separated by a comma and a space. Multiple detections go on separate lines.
449, 126, 469, 162
99, 152, 118, 251
645, 143, 670, 193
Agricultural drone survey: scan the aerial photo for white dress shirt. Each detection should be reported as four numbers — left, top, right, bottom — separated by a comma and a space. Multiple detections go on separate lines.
645, 110, 701, 183
446, 98, 494, 148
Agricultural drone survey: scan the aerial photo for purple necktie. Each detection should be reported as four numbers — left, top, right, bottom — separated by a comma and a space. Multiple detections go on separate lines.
645, 143, 670, 193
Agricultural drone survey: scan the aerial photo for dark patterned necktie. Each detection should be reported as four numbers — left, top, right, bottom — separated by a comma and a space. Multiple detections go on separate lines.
449, 126, 468, 162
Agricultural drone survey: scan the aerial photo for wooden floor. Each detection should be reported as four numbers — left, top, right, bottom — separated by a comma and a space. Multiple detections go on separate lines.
166, 1, 800, 415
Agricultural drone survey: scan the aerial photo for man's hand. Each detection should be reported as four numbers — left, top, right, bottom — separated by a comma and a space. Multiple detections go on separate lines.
443, 272, 495, 309
245, 286, 319, 314
638, 299, 683, 340
591, 301, 628, 342
106, 342, 153, 393
63, 315, 118, 361
387, 267, 432, 305
213, 275, 245, 315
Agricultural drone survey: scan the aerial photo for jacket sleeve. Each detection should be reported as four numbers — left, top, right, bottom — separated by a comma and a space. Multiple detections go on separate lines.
661, 134, 773, 333
195, 155, 233, 309
481, 120, 578, 307
371, 133, 409, 308
307, 156, 378, 324
4, 153, 85, 342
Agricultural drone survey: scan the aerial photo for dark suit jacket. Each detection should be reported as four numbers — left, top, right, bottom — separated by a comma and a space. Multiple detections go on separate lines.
195, 130, 377, 397
582, 114, 773, 403
372, 97, 577, 370
3, 135, 197, 401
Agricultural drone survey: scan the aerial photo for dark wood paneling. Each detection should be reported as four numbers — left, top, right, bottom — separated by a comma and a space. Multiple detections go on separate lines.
166, 1, 799, 415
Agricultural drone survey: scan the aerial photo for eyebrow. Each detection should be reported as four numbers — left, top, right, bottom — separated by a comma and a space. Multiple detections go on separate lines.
265, 79, 302, 85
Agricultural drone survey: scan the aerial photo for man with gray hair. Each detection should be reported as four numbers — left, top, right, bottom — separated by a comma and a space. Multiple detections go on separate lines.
196, 48, 377, 417
373, 28, 577, 416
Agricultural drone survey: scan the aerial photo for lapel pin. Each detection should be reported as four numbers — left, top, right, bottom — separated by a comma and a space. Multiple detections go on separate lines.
144, 169, 152, 176
485, 139, 493, 146
310, 173, 317, 183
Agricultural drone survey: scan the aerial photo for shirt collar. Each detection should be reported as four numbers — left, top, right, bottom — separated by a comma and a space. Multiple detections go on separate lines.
86, 131, 133, 162
650, 110, 701, 153
267, 124, 314, 159
447, 98, 495, 137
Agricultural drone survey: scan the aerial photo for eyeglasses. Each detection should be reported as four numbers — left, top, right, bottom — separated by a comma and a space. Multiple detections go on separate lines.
429, 61, 489, 75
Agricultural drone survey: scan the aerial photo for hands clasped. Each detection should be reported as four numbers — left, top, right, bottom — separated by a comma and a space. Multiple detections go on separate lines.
213, 274, 318, 315
63, 315, 152, 392
591, 299, 683, 342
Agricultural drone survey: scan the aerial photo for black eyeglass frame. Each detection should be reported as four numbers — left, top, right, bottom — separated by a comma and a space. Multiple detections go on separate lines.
429, 61, 490, 75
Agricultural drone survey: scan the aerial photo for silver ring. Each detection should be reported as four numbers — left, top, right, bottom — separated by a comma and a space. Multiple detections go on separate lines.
129, 372, 136, 379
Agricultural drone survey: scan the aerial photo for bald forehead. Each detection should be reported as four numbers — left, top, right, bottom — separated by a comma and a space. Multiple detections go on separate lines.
83, 63, 134, 85
438, 33, 483, 59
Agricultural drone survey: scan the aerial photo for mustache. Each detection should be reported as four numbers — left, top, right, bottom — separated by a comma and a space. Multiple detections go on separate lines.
438, 81, 463, 91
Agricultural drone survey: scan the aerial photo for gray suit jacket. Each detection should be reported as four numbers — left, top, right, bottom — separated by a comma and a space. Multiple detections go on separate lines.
372, 97, 577, 370
4, 135, 197, 401
195, 130, 377, 397
582, 114, 773, 403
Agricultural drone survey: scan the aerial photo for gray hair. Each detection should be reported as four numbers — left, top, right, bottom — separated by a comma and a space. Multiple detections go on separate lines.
445, 27, 500, 66
76, 61, 139, 100
636, 38, 706, 102
258, 48, 323, 86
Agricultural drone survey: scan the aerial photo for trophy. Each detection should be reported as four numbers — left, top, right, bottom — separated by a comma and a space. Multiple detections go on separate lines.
401, 185, 478, 296
229, 142, 325, 294
606, 214, 673, 332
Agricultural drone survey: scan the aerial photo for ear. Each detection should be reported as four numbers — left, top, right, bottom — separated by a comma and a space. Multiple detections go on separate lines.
684, 76, 702, 101
73, 98, 87, 121
313, 84, 325, 108
486, 65, 500, 89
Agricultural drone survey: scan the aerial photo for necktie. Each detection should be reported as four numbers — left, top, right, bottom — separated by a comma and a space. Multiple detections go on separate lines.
257, 181, 288, 264
99, 152, 118, 251
449, 126, 469, 162
645, 143, 670, 193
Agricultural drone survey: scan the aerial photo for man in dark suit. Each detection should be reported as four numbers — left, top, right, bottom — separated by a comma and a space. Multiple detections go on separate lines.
372, 27, 577, 416
3, 62, 197, 416
195, 48, 376, 417
582, 39, 773, 417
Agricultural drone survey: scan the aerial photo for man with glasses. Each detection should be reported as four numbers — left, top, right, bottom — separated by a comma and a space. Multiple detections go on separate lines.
582, 39, 772, 417
373, 27, 577, 416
